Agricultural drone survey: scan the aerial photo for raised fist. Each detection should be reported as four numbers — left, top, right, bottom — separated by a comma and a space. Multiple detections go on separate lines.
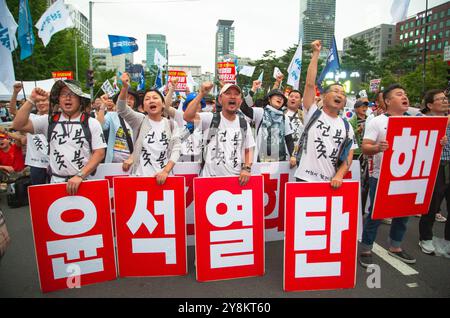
13, 83, 23, 94
31, 88, 49, 103
311, 40, 322, 53
276, 74, 284, 82
252, 80, 262, 92
200, 82, 214, 95
170, 77, 179, 88
121, 72, 130, 88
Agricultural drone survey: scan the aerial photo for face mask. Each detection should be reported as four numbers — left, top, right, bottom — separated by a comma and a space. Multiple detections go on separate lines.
202, 106, 213, 112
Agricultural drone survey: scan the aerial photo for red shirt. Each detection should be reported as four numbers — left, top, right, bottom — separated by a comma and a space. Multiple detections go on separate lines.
0, 143, 25, 172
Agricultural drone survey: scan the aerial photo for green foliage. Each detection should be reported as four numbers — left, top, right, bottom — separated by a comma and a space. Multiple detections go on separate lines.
341, 38, 378, 83
7, 0, 90, 91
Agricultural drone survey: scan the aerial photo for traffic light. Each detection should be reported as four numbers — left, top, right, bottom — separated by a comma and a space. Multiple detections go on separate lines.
86, 69, 94, 88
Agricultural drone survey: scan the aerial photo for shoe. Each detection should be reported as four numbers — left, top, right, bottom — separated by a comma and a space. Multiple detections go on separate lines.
419, 240, 435, 255
435, 213, 447, 223
382, 218, 392, 225
388, 250, 416, 264
359, 253, 375, 268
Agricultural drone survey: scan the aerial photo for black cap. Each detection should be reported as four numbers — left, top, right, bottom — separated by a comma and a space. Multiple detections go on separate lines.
354, 100, 369, 108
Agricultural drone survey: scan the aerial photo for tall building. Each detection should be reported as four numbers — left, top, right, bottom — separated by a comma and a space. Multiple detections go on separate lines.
215, 20, 235, 75
93, 48, 133, 73
395, 2, 450, 63
299, 0, 336, 50
146, 34, 168, 71
343, 24, 396, 61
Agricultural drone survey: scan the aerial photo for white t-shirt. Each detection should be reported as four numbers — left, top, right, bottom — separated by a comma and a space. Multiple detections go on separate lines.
295, 104, 358, 182
32, 113, 106, 182
136, 118, 178, 177
252, 106, 293, 162
286, 109, 305, 143
363, 114, 389, 179
199, 112, 256, 177
173, 109, 203, 162
25, 113, 49, 169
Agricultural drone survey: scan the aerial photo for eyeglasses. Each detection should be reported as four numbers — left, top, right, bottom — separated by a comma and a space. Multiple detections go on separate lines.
60, 92, 77, 99
433, 97, 448, 102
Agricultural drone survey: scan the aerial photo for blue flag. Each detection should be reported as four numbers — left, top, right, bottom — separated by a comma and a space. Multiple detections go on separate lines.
137, 68, 145, 91
108, 35, 138, 56
317, 36, 340, 91
154, 68, 163, 89
18, 0, 34, 60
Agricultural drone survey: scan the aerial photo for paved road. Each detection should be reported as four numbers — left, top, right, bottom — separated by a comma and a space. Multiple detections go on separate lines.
0, 193, 449, 299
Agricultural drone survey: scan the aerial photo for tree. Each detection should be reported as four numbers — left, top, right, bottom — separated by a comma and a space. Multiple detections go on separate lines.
7, 0, 90, 90
378, 44, 416, 82
341, 38, 378, 83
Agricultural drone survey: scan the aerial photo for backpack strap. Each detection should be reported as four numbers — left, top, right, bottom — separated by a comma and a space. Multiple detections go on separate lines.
118, 115, 134, 154
294, 108, 322, 164
201, 111, 221, 171
80, 112, 93, 153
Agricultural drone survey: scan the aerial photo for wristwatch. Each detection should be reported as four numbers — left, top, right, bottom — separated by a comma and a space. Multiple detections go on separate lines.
75, 170, 85, 179
241, 164, 252, 173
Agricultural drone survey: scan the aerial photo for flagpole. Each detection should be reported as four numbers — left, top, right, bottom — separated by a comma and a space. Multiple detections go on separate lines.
89, 1, 94, 100
12, 50, 27, 100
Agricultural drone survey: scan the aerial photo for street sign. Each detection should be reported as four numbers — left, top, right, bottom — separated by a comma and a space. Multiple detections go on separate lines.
444, 46, 450, 62
51, 71, 74, 80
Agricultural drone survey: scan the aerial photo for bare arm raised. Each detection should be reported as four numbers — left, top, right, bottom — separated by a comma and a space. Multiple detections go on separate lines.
303, 40, 322, 111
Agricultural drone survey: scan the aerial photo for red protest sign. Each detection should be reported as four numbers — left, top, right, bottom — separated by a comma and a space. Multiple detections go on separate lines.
51, 71, 74, 80
217, 62, 236, 84
168, 70, 187, 92
284, 181, 359, 292
372, 117, 448, 219
28, 180, 117, 293
194, 176, 265, 282
113, 177, 187, 277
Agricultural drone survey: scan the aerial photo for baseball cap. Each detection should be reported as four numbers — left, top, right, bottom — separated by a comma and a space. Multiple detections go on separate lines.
219, 83, 242, 96
354, 100, 369, 108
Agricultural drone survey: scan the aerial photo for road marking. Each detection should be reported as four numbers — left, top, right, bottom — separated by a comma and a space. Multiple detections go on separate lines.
407, 283, 419, 288
372, 243, 419, 276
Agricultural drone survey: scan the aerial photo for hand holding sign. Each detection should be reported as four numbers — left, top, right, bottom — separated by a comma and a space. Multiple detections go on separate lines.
13, 83, 23, 94
252, 80, 262, 93
377, 140, 389, 153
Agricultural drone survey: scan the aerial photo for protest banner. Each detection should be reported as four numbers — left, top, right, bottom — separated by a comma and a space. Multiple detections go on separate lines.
370, 79, 381, 93
28, 180, 117, 293
372, 117, 448, 219
284, 181, 359, 292
168, 70, 187, 92
217, 62, 236, 84
194, 176, 264, 282
113, 177, 187, 277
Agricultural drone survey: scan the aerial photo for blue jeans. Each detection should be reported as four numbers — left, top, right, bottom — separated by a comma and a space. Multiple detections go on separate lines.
361, 177, 410, 252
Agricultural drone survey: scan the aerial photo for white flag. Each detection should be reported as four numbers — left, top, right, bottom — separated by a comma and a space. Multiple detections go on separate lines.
239, 65, 256, 77
35, 0, 74, 47
154, 48, 167, 70
0, 0, 18, 90
101, 80, 116, 98
257, 71, 264, 83
186, 71, 197, 92
0, 0, 18, 52
287, 40, 303, 90
391, 0, 411, 24
273, 67, 283, 79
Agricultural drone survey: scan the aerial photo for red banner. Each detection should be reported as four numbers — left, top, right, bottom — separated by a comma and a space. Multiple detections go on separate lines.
113, 177, 187, 277
194, 176, 264, 282
372, 117, 448, 219
284, 182, 359, 292
52, 71, 74, 80
168, 70, 187, 92
217, 62, 236, 84
28, 180, 117, 293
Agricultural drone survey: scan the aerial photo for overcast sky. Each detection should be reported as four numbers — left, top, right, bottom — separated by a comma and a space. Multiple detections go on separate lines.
65, 0, 446, 73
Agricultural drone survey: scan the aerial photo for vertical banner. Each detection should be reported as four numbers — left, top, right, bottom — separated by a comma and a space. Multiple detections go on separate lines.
168, 70, 187, 92
373, 117, 447, 219
28, 180, 117, 293
217, 62, 236, 84
284, 181, 359, 292
194, 176, 264, 282
113, 177, 187, 277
